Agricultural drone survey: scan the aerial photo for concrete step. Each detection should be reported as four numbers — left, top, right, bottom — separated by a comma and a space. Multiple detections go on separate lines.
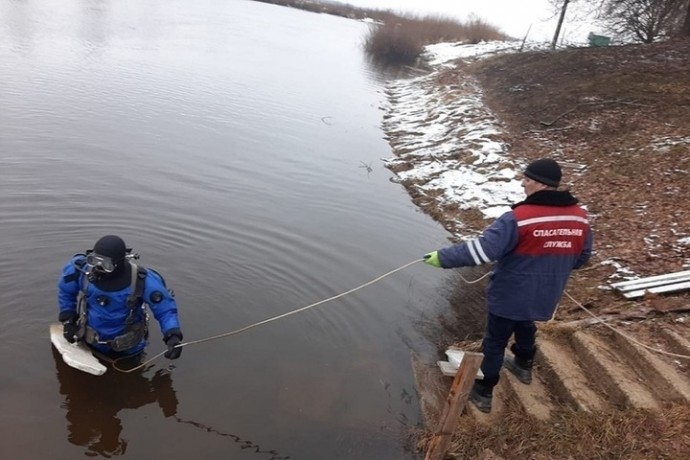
464, 378, 506, 423
500, 365, 553, 421
659, 328, 690, 358
537, 337, 605, 412
416, 325, 690, 435
571, 330, 660, 410
464, 348, 555, 422
612, 331, 690, 403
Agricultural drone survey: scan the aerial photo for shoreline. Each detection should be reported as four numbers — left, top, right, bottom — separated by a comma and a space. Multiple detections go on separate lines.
380, 40, 575, 243
381, 40, 690, 460
380, 39, 690, 317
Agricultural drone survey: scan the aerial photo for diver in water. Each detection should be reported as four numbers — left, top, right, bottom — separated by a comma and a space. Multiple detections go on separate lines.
57, 235, 183, 360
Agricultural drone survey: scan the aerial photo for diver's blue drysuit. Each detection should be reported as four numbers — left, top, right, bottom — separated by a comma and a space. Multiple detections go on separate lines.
57, 255, 182, 356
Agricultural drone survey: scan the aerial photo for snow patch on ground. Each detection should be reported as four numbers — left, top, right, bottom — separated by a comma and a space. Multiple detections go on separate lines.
382, 41, 539, 229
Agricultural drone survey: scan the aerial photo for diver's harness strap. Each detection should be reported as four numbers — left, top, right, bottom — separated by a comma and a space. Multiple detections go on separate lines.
77, 261, 149, 352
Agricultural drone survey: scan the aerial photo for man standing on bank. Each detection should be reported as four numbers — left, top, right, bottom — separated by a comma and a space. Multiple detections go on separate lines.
423, 158, 592, 413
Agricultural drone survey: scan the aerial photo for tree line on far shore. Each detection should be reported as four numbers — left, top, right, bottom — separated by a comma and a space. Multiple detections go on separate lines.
252, 0, 690, 65
250, 0, 505, 65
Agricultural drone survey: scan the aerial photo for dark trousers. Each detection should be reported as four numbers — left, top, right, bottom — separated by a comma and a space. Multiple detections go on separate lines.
477, 312, 537, 390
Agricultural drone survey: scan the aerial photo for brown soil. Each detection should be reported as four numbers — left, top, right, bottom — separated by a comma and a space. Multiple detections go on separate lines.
386, 39, 690, 459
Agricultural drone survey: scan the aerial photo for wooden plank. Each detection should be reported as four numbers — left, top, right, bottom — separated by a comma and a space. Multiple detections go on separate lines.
620, 280, 690, 299
615, 277, 690, 293
424, 352, 483, 460
611, 270, 690, 291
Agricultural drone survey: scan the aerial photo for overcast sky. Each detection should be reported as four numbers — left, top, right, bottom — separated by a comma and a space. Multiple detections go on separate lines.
327, 0, 599, 42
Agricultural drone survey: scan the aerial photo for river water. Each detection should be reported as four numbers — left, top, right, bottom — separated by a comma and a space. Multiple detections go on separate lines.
0, 0, 469, 458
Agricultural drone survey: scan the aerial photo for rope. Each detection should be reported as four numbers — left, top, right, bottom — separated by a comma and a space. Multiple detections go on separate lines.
107, 259, 690, 372
458, 271, 491, 284
111, 258, 425, 373
563, 291, 690, 360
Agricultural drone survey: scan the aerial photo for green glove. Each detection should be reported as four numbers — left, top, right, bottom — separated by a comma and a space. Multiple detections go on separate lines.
423, 251, 441, 268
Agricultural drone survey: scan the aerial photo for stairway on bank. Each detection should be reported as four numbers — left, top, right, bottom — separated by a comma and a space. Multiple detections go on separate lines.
466, 324, 690, 422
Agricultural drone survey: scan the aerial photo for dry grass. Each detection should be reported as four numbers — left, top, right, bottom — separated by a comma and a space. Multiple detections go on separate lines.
364, 16, 506, 66
441, 403, 690, 459
363, 20, 427, 65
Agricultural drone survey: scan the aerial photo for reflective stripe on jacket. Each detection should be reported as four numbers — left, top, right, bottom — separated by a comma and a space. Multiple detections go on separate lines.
437, 190, 592, 321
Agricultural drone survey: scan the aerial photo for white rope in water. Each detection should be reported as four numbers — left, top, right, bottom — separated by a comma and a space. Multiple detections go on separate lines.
113, 258, 425, 372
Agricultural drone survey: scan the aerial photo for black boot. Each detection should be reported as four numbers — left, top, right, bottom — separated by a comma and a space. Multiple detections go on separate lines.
469, 380, 494, 413
504, 343, 534, 384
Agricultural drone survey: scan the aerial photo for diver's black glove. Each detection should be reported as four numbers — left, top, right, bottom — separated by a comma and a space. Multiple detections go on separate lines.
164, 330, 183, 360
63, 321, 80, 344
60, 312, 80, 343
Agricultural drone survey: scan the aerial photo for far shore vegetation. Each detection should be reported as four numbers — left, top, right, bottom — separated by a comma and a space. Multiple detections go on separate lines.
251, 0, 507, 65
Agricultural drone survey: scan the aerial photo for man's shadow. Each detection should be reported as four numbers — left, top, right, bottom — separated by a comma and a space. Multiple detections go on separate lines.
51, 347, 178, 457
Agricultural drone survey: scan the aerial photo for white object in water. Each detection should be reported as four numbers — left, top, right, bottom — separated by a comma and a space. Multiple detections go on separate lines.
50, 323, 107, 376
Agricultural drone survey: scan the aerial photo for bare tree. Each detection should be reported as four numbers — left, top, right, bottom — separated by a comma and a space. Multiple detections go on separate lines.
602, 0, 686, 43
551, 0, 571, 49
679, 0, 690, 36
547, 0, 606, 46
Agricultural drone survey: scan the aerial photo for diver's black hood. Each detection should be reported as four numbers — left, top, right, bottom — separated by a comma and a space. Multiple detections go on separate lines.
93, 235, 127, 262
91, 235, 131, 291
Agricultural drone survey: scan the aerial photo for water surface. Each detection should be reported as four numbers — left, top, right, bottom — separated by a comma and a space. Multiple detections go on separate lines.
0, 1, 463, 458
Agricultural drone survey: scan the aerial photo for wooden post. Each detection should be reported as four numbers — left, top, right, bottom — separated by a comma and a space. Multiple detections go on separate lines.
424, 352, 483, 460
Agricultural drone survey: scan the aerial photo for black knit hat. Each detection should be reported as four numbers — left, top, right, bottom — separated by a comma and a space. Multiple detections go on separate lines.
524, 158, 561, 187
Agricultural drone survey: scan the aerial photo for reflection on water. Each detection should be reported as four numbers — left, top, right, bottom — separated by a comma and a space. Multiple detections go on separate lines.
53, 348, 178, 457
363, 55, 432, 83
54, 347, 294, 459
